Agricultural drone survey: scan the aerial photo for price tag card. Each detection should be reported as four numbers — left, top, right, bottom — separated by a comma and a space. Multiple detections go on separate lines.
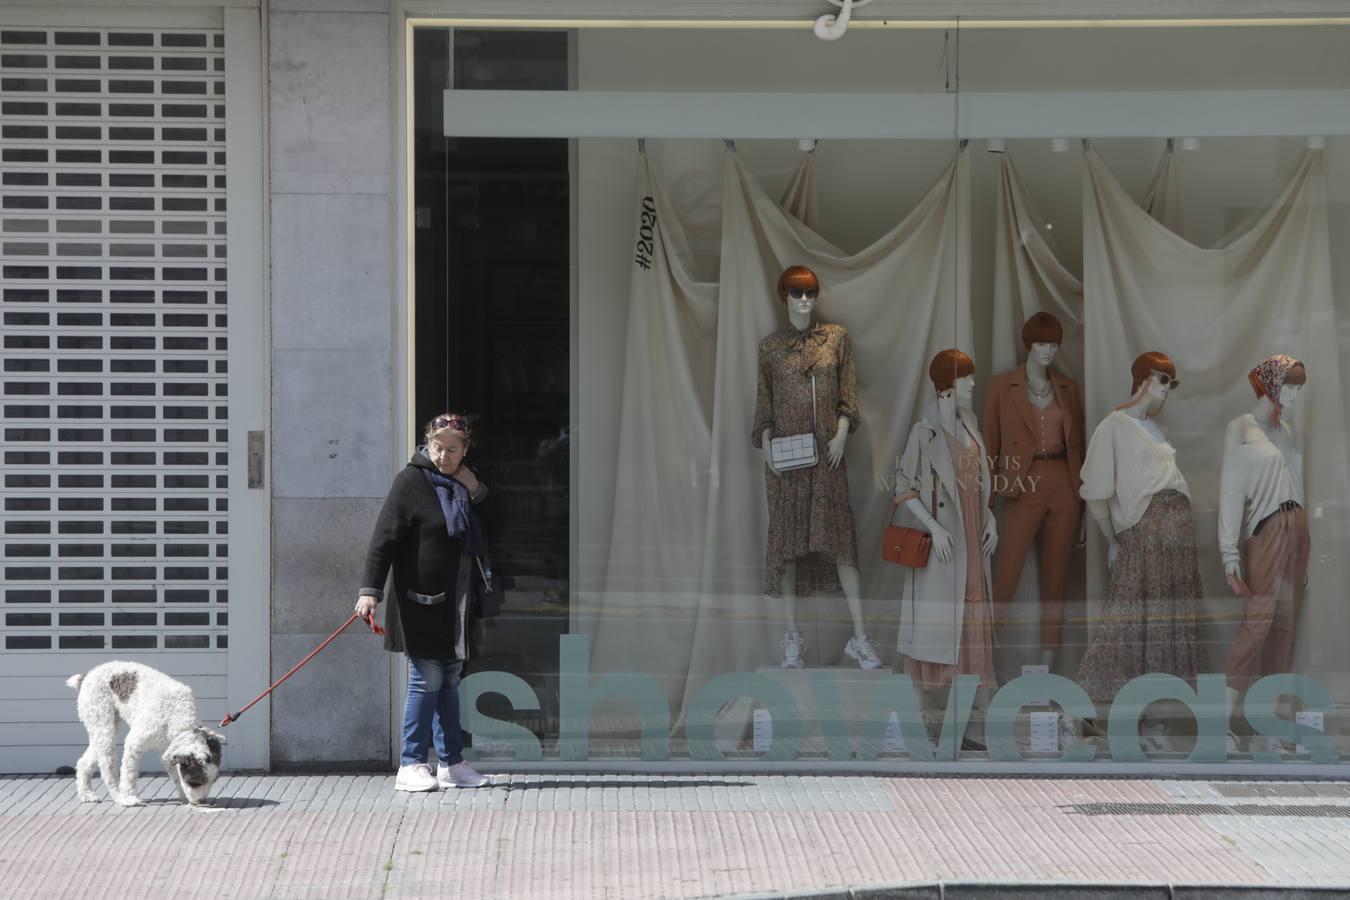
1295, 711, 1324, 755
1030, 712, 1060, 753
752, 708, 773, 753
1022, 664, 1050, 706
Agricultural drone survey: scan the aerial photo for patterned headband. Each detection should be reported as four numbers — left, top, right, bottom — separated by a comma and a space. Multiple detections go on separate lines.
1250, 355, 1303, 425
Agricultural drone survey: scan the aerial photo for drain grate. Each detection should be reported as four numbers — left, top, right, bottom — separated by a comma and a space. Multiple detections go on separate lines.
1209, 782, 1350, 799
1070, 802, 1350, 818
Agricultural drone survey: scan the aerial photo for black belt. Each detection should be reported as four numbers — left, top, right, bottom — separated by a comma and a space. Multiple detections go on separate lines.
1252, 501, 1302, 537
1032, 452, 1067, 461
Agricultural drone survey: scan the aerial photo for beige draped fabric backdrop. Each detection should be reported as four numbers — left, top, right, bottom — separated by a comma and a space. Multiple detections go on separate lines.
679, 150, 971, 723
1081, 148, 1350, 695
586, 152, 820, 711
1142, 147, 1187, 238
990, 152, 1086, 380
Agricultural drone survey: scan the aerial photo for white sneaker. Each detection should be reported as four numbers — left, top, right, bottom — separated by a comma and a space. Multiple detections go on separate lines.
1226, 730, 1242, 756
1249, 734, 1285, 756
844, 634, 883, 670
781, 631, 805, 669
1141, 723, 1173, 753
438, 761, 488, 789
394, 763, 438, 792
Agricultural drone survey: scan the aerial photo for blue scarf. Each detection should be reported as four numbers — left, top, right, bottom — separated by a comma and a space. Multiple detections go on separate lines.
421, 467, 488, 559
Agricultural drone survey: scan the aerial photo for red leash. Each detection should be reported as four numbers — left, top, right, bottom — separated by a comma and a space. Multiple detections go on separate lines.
220, 612, 385, 727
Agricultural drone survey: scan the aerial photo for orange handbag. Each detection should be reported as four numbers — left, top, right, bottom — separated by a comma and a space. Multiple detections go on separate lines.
881, 445, 937, 569
882, 502, 932, 568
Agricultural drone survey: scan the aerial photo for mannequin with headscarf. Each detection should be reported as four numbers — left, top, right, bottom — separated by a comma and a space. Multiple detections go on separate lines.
752, 266, 881, 671
891, 349, 999, 750
1070, 352, 1208, 753
983, 312, 1086, 673
1218, 355, 1309, 754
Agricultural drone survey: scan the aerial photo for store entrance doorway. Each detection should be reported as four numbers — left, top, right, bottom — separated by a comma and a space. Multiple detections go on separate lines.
410, 27, 571, 741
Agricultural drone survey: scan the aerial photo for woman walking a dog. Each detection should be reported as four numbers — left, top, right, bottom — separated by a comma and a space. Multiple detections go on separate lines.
356, 413, 495, 792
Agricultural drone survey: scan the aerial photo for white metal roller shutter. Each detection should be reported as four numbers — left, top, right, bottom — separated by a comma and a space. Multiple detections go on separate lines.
0, 24, 228, 773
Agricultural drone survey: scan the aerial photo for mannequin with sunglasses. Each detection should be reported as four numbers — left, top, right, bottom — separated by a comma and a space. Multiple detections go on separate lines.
1070, 352, 1208, 752
752, 265, 881, 670
983, 312, 1086, 674
1218, 355, 1310, 755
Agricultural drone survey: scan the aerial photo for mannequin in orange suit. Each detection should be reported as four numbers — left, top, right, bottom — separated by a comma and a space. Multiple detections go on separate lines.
982, 312, 1086, 672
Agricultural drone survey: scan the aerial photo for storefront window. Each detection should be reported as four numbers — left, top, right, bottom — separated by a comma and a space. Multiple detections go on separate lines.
415, 20, 1350, 768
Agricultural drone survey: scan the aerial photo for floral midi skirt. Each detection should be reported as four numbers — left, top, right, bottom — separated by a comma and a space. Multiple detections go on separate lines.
1075, 490, 1209, 704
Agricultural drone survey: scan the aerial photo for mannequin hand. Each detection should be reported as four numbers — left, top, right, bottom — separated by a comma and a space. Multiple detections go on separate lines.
826, 431, 847, 469
1106, 541, 1120, 570
981, 517, 998, 557
1225, 561, 1250, 596
355, 595, 378, 618
763, 448, 782, 478
929, 524, 954, 564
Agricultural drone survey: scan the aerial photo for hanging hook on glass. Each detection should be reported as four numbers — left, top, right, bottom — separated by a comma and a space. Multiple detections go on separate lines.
814, 0, 873, 42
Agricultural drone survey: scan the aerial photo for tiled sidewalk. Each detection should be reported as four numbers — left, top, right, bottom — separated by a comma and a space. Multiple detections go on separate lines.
1, 773, 1348, 898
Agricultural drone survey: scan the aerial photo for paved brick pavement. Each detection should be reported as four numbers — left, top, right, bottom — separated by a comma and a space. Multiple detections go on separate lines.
1, 774, 1348, 898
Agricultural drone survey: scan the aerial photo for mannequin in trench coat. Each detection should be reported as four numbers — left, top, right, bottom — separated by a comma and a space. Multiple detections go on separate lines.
891, 349, 998, 747
894, 399, 996, 667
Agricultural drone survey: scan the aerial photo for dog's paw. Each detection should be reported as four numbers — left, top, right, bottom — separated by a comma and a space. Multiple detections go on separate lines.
77, 792, 99, 803
113, 794, 144, 807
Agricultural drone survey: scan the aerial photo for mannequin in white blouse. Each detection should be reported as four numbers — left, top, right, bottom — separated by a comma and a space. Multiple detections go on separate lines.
1073, 364, 1185, 752
1087, 370, 1177, 566
1221, 373, 1305, 593
1218, 361, 1308, 754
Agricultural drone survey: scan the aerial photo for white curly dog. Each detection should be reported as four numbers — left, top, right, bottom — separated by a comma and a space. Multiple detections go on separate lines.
67, 660, 225, 806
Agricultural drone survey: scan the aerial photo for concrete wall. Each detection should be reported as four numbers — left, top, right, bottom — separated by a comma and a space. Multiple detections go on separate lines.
268, 0, 396, 767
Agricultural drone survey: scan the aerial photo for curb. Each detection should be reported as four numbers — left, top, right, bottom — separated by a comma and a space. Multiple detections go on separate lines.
719, 882, 1350, 899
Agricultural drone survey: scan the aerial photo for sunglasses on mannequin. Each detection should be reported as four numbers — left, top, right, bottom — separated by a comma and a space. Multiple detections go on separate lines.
1150, 370, 1181, 391
787, 288, 819, 301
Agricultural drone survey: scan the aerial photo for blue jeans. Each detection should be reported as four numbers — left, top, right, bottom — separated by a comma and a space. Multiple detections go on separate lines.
400, 657, 464, 767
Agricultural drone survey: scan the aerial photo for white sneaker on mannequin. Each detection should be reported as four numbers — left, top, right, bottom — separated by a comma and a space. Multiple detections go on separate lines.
1141, 723, 1173, 753
1226, 731, 1243, 756
1248, 734, 1285, 756
844, 634, 882, 669
781, 631, 805, 669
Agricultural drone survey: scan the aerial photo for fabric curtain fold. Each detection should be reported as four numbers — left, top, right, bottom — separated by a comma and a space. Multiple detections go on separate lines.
588, 152, 821, 715
1081, 148, 1350, 688
990, 152, 1086, 380
1142, 146, 1187, 238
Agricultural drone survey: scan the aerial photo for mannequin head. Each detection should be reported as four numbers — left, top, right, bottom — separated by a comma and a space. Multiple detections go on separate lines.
1021, 312, 1063, 368
1248, 355, 1306, 424
1121, 351, 1178, 417
930, 349, 976, 418
776, 265, 819, 328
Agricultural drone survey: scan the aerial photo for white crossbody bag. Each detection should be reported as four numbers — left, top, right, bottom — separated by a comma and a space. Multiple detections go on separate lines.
769, 374, 819, 471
